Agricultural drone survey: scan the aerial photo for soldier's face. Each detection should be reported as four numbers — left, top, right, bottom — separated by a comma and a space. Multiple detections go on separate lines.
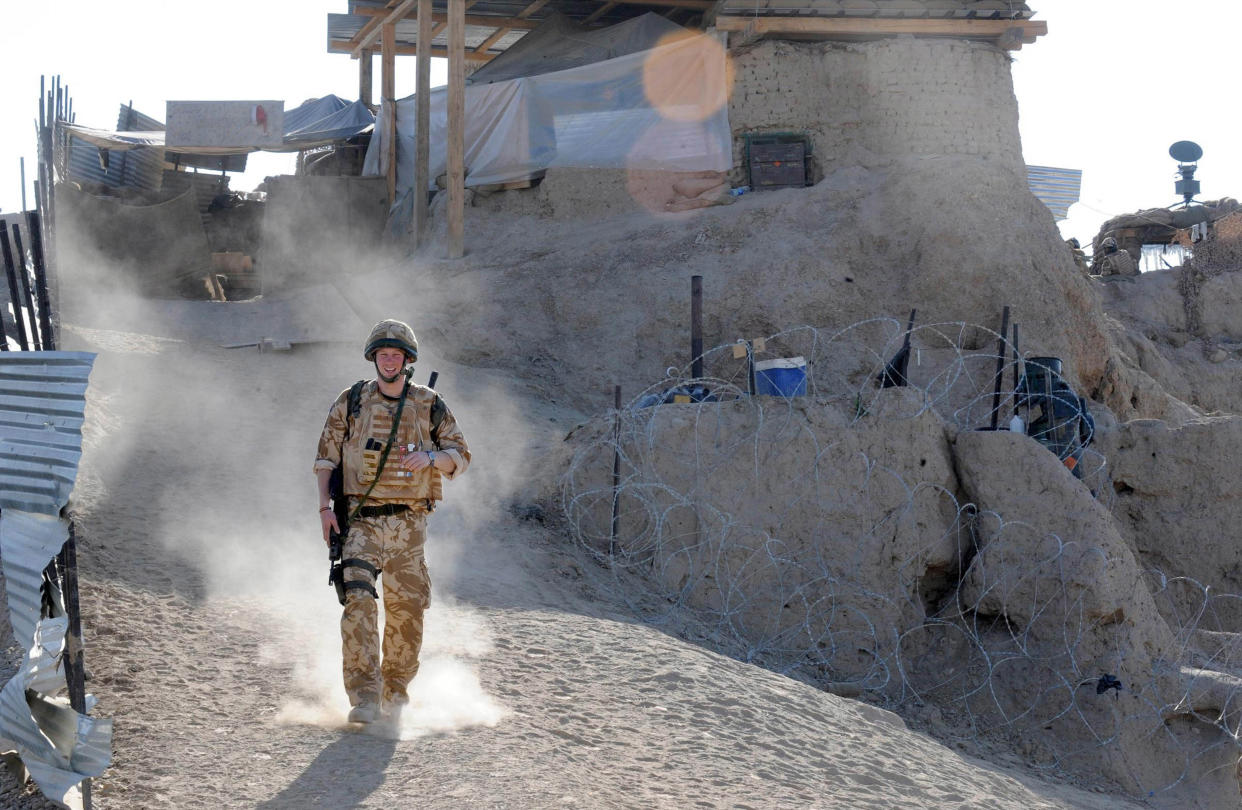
375, 347, 407, 382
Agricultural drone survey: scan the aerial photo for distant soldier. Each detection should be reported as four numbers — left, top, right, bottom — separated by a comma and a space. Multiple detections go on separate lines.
315, 319, 471, 724
1092, 236, 1139, 277
1066, 238, 1090, 275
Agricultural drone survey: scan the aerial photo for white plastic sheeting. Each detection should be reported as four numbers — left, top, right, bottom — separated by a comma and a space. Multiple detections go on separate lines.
0, 352, 110, 809
363, 30, 733, 194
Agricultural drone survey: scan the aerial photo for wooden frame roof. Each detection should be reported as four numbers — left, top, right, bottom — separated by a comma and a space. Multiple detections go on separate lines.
328, 0, 712, 63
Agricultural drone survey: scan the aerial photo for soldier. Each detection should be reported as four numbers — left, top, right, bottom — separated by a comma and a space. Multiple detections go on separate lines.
315, 319, 470, 724
1066, 237, 1090, 275
1092, 236, 1139, 277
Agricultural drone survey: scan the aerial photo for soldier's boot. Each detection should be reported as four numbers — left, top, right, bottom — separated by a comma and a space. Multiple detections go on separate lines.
348, 702, 380, 724
382, 692, 410, 719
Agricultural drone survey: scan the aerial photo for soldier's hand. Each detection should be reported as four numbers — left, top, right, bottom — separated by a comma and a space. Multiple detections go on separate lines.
320, 509, 339, 545
401, 450, 434, 472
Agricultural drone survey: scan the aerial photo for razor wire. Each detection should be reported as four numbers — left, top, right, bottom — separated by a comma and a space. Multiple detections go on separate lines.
561, 316, 1242, 800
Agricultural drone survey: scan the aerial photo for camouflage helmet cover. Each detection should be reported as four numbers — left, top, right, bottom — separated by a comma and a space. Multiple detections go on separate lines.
364, 319, 419, 362
1100, 236, 1118, 252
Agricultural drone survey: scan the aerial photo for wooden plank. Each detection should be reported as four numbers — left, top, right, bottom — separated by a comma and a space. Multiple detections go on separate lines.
383, 21, 397, 206
584, 2, 616, 25
353, 0, 417, 57
353, 7, 541, 29
359, 51, 373, 108
347, 14, 388, 56
333, 41, 496, 62
516, 0, 551, 17
587, 0, 715, 10
447, 0, 465, 258
714, 16, 1048, 44
474, 25, 510, 54
414, 0, 432, 245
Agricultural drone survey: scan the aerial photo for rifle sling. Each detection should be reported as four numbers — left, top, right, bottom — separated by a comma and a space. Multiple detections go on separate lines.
347, 376, 411, 524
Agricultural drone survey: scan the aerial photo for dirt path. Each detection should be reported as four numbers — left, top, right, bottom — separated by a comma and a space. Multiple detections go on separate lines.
0, 300, 1148, 809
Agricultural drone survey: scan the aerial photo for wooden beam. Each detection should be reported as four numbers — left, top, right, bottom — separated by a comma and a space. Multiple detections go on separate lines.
474, 26, 510, 54
584, 2, 616, 25
353, 0, 417, 57
347, 6, 391, 58
332, 40, 496, 62
414, 0, 432, 245
352, 6, 540, 30
359, 52, 373, 108
713, 16, 1048, 47
383, 21, 397, 205
587, 0, 715, 10
516, 0, 551, 18
447, 0, 465, 258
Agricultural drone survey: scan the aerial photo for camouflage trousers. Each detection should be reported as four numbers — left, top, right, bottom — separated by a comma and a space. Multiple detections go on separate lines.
341, 509, 431, 707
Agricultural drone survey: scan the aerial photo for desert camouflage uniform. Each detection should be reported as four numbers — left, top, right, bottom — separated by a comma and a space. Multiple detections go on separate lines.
315, 380, 470, 707
1096, 249, 1138, 277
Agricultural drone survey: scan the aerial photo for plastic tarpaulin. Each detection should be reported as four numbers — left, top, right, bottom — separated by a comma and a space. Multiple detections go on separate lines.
467, 12, 688, 85
363, 30, 732, 192
61, 94, 375, 155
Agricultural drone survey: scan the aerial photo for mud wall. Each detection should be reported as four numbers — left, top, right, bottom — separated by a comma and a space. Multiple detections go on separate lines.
727, 37, 1024, 180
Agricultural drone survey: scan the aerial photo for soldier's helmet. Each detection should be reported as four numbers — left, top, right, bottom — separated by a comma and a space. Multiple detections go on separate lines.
364, 319, 419, 363
1101, 237, 1118, 253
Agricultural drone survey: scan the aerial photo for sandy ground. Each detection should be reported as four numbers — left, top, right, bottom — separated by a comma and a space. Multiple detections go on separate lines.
0, 293, 1152, 809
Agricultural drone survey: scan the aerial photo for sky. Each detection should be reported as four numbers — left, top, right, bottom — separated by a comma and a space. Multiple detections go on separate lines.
1, 0, 1238, 247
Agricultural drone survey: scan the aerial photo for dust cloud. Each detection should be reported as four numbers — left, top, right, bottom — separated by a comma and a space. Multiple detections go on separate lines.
55, 197, 552, 742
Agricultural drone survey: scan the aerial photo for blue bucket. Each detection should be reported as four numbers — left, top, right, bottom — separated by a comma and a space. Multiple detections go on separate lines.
754, 357, 807, 397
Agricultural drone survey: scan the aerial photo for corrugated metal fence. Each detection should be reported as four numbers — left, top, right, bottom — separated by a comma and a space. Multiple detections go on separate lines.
0, 352, 110, 809
1026, 164, 1082, 222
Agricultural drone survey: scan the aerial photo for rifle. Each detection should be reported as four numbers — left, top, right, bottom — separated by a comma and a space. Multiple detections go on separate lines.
327, 370, 439, 605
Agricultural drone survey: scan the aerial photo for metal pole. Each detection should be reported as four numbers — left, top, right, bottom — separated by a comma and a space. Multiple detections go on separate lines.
10, 224, 40, 350
610, 384, 621, 558
20, 157, 27, 212
26, 212, 54, 350
0, 229, 28, 351
690, 275, 703, 379
989, 305, 1010, 430
1010, 323, 1021, 418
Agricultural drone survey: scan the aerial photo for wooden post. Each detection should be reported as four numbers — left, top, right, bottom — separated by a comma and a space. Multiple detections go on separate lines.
447, 0, 466, 258
359, 52, 373, 110
989, 305, 1011, 430
414, 0, 433, 245
382, 22, 397, 206
0, 229, 30, 351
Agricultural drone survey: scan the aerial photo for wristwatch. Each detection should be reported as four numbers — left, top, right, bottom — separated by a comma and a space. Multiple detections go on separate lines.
427, 450, 436, 467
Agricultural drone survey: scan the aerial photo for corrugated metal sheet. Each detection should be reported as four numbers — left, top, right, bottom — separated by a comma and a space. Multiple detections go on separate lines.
0, 352, 110, 808
0, 510, 66, 653
65, 103, 165, 194
1026, 164, 1082, 221
0, 352, 95, 515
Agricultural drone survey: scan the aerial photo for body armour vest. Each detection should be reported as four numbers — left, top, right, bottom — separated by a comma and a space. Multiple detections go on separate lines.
342, 383, 445, 504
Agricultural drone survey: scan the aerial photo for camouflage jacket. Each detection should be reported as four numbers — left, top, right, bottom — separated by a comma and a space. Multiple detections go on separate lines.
315, 380, 470, 507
